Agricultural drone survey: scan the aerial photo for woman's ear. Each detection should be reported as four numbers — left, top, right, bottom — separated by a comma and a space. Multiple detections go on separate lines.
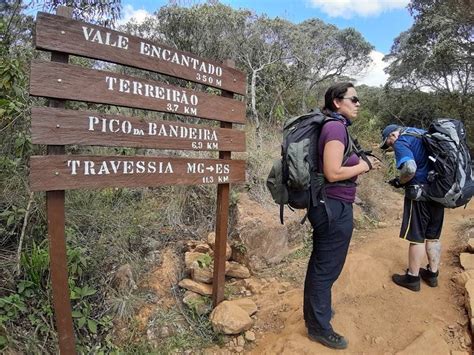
333, 98, 341, 110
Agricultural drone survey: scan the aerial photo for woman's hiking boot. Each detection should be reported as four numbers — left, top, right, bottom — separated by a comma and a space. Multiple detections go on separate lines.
308, 330, 348, 350
392, 270, 420, 291
419, 265, 439, 287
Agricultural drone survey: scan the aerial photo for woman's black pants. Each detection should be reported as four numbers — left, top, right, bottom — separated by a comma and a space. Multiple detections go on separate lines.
303, 197, 353, 336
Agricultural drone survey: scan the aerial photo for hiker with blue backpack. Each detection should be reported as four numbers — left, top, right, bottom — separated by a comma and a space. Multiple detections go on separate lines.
380, 120, 473, 292
301, 82, 378, 349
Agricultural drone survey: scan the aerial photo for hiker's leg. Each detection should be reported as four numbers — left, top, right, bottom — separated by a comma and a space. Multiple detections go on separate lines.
425, 203, 444, 273
304, 244, 317, 326
400, 198, 427, 275
393, 199, 425, 290
408, 243, 425, 276
425, 240, 441, 273
306, 198, 353, 335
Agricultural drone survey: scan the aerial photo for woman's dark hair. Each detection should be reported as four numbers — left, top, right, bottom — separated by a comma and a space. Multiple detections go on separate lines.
322, 82, 354, 115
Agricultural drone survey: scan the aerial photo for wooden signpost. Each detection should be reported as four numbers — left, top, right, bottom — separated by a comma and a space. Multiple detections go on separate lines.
30, 7, 246, 353
31, 107, 246, 151
29, 60, 246, 123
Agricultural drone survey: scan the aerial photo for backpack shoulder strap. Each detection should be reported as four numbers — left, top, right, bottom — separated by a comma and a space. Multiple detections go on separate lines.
400, 128, 423, 139
343, 131, 355, 162
318, 117, 354, 163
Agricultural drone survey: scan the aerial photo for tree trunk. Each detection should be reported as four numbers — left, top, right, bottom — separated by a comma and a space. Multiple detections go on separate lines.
250, 69, 262, 147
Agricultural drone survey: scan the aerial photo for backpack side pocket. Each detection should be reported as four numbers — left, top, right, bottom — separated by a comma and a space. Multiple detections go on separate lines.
266, 159, 288, 205
287, 138, 311, 190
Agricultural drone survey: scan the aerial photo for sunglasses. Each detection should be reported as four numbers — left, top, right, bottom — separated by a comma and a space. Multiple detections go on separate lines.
341, 96, 360, 104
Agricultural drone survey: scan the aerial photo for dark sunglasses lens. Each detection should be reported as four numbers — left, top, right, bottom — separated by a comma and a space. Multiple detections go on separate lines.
351, 97, 359, 103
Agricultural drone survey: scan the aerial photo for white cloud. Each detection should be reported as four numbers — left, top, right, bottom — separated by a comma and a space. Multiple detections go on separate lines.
117, 4, 151, 26
308, 0, 409, 18
354, 50, 391, 87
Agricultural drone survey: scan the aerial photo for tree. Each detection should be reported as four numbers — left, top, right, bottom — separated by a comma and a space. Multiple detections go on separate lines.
40, 0, 122, 27
292, 20, 373, 111
239, 16, 294, 131
385, 0, 472, 101
142, 2, 249, 63
384, 0, 473, 144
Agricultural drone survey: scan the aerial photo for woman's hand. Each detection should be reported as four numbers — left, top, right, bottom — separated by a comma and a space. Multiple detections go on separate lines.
359, 156, 382, 173
359, 159, 371, 173
367, 156, 382, 170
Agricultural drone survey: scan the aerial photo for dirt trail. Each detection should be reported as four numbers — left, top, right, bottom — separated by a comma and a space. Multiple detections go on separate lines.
249, 203, 473, 354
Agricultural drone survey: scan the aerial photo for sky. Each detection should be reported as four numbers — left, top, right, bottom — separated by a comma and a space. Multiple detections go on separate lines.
25, 0, 413, 87
117, 0, 414, 87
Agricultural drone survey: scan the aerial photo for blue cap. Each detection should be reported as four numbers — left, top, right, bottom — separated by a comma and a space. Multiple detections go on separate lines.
380, 124, 400, 149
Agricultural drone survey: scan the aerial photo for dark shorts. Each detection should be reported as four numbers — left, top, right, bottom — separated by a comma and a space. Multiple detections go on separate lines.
400, 196, 445, 244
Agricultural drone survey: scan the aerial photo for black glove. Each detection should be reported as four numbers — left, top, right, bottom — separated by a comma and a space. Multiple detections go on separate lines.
388, 177, 404, 188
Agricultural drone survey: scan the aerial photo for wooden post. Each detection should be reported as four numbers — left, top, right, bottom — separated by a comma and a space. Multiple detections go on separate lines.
212, 59, 235, 307
46, 6, 77, 354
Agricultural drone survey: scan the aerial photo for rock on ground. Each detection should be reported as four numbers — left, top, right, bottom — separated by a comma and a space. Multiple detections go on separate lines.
235, 194, 290, 271
210, 301, 254, 334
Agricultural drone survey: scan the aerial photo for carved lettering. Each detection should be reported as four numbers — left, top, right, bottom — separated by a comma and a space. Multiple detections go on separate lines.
82, 26, 129, 49
66, 159, 172, 175
105, 76, 199, 108
139, 41, 223, 78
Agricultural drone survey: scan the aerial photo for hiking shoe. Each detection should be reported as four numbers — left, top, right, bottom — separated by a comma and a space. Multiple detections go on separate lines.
419, 265, 439, 287
392, 270, 420, 292
309, 330, 348, 350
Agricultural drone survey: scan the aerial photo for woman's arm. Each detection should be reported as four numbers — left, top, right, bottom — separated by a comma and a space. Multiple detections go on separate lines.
323, 140, 370, 182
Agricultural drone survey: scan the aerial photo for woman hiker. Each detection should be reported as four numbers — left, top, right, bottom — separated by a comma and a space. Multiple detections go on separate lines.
303, 82, 378, 349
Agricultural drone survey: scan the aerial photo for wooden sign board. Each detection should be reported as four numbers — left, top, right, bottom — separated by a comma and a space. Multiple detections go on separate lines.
29, 155, 246, 191
35, 12, 247, 95
31, 107, 246, 151
29, 60, 246, 124
31, 7, 247, 353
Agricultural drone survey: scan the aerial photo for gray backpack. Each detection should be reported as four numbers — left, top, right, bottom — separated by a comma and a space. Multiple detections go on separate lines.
403, 118, 473, 208
266, 109, 355, 224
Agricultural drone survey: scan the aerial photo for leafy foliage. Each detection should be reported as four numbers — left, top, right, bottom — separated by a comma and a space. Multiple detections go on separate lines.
384, 0, 473, 126
40, 0, 122, 27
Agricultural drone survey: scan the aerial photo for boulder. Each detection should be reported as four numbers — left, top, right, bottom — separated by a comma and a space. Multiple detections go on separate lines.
460, 253, 474, 270
235, 194, 290, 270
465, 279, 474, 319
468, 238, 474, 253
207, 232, 232, 260
195, 243, 212, 254
185, 252, 207, 271
190, 261, 213, 284
207, 232, 216, 249
178, 278, 213, 296
452, 270, 474, 287
183, 291, 211, 315
231, 244, 248, 265
228, 298, 258, 316
210, 301, 254, 334
183, 240, 200, 252
226, 261, 251, 279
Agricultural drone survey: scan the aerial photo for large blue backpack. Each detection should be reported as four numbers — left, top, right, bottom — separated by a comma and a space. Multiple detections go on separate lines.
403, 118, 474, 208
